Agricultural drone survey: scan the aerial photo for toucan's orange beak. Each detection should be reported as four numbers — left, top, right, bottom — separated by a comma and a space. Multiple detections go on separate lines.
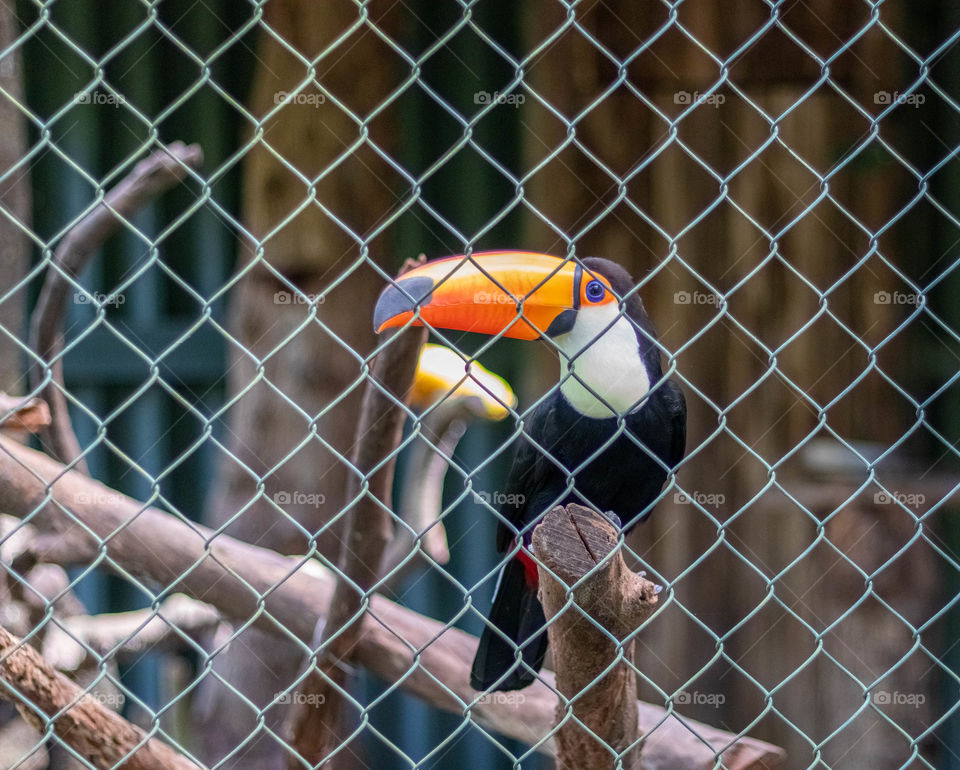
374, 251, 593, 340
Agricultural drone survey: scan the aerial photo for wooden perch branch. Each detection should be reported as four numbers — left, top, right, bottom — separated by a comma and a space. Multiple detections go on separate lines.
0, 435, 784, 769
0, 394, 50, 434
289, 255, 427, 765
0, 622, 200, 770
28, 141, 203, 471
533, 504, 660, 770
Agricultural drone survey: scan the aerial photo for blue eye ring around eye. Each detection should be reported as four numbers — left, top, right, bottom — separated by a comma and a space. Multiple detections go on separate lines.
585, 279, 605, 302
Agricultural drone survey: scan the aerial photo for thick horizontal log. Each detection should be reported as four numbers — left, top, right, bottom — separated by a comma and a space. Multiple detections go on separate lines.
0, 435, 784, 768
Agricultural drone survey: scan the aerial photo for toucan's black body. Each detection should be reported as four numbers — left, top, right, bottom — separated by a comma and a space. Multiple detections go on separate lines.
469, 258, 687, 692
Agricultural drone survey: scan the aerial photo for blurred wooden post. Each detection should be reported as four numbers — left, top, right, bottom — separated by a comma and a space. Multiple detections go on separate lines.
192, 2, 406, 765
0, 0, 29, 398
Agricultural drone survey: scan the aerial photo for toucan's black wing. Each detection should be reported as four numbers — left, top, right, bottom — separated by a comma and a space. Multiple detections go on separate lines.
471, 397, 561, 692
493, 395, 565, 553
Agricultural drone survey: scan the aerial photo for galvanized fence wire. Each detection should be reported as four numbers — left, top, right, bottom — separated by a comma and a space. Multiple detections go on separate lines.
0, 0, 957, 768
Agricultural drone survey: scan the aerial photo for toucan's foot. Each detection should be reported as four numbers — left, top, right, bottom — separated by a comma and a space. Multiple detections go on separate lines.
636, 569, 662, 594
601, 510, 622, 530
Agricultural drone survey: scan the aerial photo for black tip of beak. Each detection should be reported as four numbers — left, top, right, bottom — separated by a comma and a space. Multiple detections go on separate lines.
373, 275, 435, 332
544, 308, 577, 338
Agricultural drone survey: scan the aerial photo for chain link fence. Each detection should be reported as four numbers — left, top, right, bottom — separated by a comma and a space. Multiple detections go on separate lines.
0, 1, 958, 768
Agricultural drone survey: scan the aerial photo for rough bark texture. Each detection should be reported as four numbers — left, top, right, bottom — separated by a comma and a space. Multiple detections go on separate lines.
288, 306, 426, 765
194, 2, 407, 764
28, 142, 202, 471
0, 0, 29, 397
0, 624, 200, 770
0, 434, 785, 769
533, 505, 660, 770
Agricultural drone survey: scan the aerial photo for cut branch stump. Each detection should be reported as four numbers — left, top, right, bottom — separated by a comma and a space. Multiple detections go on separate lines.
533, 504, 659, 770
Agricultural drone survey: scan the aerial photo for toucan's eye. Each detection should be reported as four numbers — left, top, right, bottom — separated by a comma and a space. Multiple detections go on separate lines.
585, 279, 606, 303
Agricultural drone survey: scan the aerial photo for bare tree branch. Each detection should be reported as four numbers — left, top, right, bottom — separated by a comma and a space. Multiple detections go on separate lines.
0, 622, 200, 770
0, 434, 785, 768
289, 254, 428, 766
42, 595, 221, 674
28, 141, 203, 472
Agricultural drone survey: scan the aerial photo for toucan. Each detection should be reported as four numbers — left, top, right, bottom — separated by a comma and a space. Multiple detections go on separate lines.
373, 251, 686, 691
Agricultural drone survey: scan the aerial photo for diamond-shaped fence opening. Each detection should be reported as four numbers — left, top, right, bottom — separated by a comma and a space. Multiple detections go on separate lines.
0, 1, 958, 769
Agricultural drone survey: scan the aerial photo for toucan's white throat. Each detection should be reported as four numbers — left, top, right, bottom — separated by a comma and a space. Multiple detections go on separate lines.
553, 303, 651, 418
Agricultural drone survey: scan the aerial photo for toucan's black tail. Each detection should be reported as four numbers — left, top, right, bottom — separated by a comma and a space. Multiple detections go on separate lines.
470, 557, 548, 691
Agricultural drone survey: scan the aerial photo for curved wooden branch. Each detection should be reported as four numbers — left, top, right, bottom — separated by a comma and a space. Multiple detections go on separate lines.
28, 141, 203, 472
0, 435, 784, 769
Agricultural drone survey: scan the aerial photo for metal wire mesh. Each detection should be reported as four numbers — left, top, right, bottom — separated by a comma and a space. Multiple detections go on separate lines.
0, 1, 958, 768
